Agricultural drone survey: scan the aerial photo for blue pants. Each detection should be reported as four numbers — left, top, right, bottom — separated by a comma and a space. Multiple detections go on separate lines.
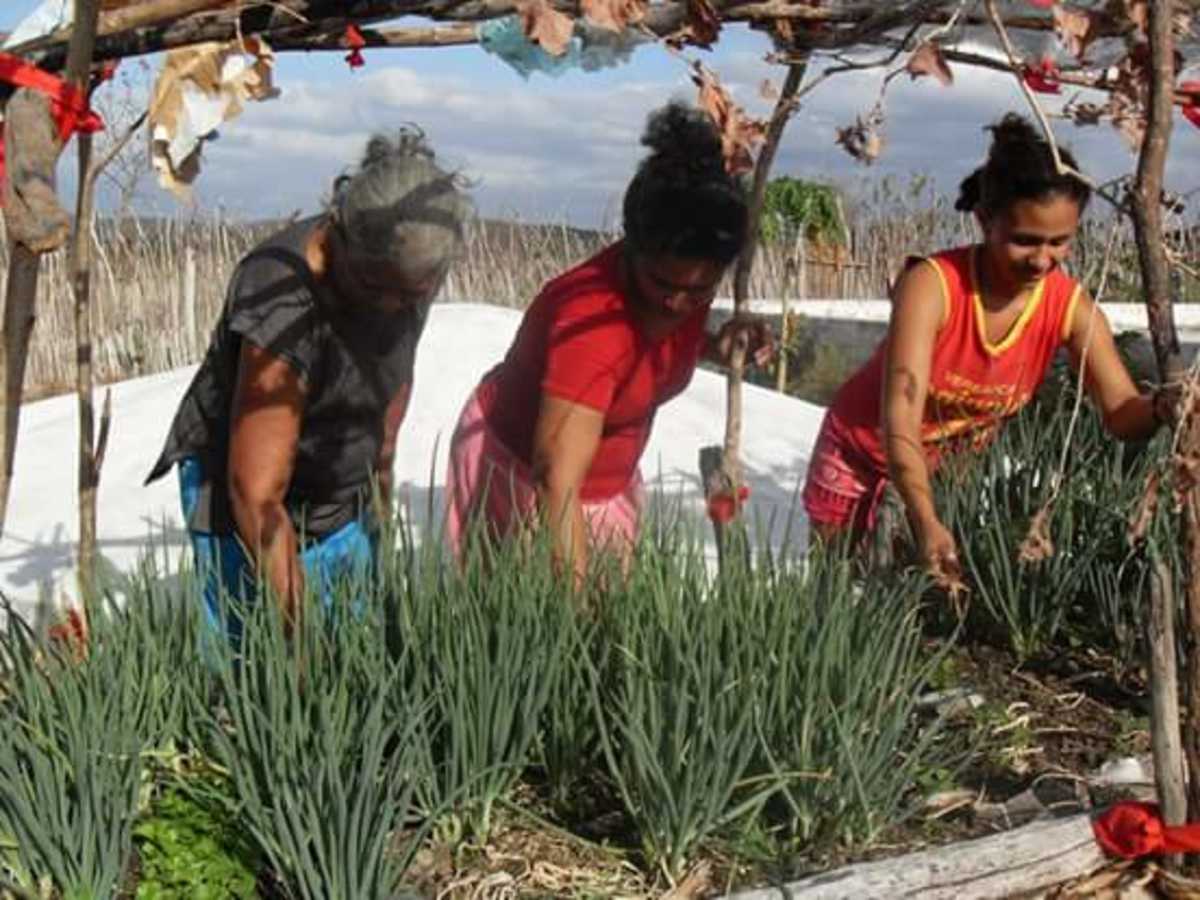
178, 457, 375, 648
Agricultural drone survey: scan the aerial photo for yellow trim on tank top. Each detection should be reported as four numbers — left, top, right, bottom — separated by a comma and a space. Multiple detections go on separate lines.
925, 257, 951, 327
1060, 283, 1082, 343
969, 246, 1046, 356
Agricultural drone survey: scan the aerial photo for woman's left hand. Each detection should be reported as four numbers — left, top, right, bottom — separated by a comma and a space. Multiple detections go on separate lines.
1153, 381, 1186, 431
710, 317, 776, 370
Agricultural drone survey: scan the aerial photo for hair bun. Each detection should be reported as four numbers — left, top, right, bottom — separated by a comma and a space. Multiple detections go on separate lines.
360, 126, 435, 170
986, 113, 1043, 154
641, 100, 724, 177
955, 170, 982, 212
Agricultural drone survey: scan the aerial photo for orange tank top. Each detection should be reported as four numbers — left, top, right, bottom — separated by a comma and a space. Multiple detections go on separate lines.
825, 245, 1082, 476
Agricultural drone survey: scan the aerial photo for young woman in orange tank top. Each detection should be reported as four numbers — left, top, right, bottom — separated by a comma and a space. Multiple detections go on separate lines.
803, 114, 1176, 580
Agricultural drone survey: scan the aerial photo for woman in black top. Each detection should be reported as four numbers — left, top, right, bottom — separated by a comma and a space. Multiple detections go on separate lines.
147, 128, 473, 644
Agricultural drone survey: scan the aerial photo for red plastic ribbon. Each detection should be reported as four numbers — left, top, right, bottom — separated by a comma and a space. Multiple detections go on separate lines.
1022, 59, 1061, 94
1093, 802, 1200, 859
707, 485, 751, 524
47, 607, 89, 662
343, 25, 366, 69
1182, 80, 1200, 130
0, 52, 107, 199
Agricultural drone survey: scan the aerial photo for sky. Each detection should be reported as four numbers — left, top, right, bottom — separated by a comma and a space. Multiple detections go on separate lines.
4, 1, 1200, 227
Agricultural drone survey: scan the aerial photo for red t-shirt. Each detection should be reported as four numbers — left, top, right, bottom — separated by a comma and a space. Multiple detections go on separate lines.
478, 241, 709, 501
826, 244, 1082, 477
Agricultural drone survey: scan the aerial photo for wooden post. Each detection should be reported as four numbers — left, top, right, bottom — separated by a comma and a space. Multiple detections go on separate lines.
702, 59, 808, 561
0, 245, 40, 534
1127, 0, 1189, 850
65, 0, 104, 603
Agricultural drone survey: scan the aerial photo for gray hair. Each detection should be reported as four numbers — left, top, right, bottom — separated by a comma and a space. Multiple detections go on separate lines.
329, 127, 473, 279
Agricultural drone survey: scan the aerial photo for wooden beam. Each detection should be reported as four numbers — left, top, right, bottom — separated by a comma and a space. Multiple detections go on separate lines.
8, 0, 1095, 69
271, 22, 480, 51
727, 812, 1107, 899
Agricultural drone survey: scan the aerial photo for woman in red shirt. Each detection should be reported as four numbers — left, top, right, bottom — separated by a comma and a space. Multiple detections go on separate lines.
803, 114, 1174, 579
446, 101, 772, 575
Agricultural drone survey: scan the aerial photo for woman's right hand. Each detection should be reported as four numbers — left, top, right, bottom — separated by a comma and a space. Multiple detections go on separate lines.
916, 515, 962, 586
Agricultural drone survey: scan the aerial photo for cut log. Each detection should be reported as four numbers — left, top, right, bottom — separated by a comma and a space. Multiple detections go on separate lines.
727, 813, 1108, 900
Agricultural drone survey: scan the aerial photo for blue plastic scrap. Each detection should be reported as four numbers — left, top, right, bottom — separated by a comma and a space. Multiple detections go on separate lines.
477, 15, 647, 79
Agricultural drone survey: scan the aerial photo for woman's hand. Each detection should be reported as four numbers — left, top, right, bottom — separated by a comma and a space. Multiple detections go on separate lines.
709, 317, 776, 369
915, 515, 962, 586
1153, 382, 1185, 431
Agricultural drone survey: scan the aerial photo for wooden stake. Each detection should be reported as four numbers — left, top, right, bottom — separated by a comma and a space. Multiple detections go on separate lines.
0, 244, 39, 536
701, 59, 807, 564
65, 0, 103, 604
1126, 0, 1188, 857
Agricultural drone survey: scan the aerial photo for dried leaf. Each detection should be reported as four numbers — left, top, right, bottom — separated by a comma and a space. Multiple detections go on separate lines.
1106, 49, 1150, 150
1117, 0, 1149, 35
1065, 100, 1106, 126
515, 0, 575, 56
691, 62, 767, 176
1018, 506, 1055, 564
1176, 10, 1193, 39
759, 79, 779, 101
834, 107, 885, 165
772, 17, 796, 47
662, 861, 713, 899
906, 41, 953, 86
580, 0, 646, 32
665, 0, 721, 50
1128, 470, 1161, 543
1053, 5, 1099, 61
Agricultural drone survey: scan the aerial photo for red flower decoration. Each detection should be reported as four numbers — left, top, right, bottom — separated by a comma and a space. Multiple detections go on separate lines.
707, 485, 751, 524
1182, 80, 1200, 130
1022, 59, 1061, 94
343, 24, 366, 69
1094, 802, 1200, 858
48, 607, 89, 662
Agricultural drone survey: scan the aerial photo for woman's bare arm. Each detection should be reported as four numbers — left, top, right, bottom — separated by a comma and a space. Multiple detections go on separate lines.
1065, 292, 1160, 441
228, 342, 307, 631
881, 262, 959, 572
531, 394, 604, 585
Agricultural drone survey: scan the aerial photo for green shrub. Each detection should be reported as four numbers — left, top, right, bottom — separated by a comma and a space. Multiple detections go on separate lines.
133, 778, 257, 899
760, 177, 846, 246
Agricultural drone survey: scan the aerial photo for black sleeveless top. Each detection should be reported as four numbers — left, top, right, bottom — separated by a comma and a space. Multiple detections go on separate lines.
146, 217, 429, 537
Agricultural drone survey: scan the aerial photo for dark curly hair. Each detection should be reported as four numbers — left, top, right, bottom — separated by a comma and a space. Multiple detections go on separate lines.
622, 101, 749, 266
955, 113, 1091, 217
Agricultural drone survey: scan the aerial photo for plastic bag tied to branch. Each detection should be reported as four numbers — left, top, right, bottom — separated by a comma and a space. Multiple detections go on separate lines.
477, 15, 646, 78
147, 36, 279, 198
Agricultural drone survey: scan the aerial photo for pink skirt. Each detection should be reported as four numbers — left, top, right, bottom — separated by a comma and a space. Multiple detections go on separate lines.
445, 382, 644, 560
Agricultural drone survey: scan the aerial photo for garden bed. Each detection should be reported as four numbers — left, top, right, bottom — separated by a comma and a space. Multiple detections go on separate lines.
0, 374, 1180, 899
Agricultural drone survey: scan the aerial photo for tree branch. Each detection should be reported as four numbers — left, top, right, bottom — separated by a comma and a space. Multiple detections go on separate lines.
983, 0, 1095, 189
9, 0, 1079, 68
270, 22, 479, 50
